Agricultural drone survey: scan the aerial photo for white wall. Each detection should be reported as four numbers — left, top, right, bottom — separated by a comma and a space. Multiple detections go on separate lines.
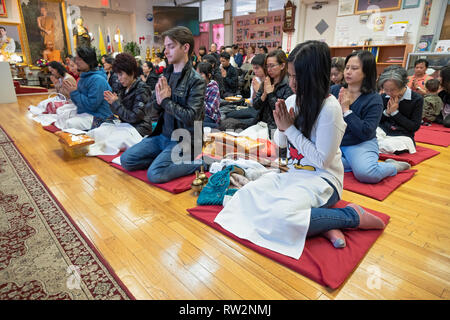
333, 0, 441, 48
303, 0, 337, 44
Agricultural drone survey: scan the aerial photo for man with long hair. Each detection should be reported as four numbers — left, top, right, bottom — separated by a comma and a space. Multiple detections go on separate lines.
120, 26, 206, 184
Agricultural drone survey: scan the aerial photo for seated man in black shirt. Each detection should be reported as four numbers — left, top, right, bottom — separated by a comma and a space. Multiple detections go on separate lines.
120, 26, 206, 184
219, 52, 238, 97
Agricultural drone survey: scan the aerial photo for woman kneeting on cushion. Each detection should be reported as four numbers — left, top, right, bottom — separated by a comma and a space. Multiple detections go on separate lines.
103, 53, 153, 137
214, 41, 385, 256
377, 65, 423, 152
331, 50, 411, 184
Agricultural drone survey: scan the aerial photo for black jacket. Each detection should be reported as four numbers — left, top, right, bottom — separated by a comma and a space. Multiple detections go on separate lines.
380, 90, 423, 142
107, 71, 123, 93
151, 61, 206, 158
213, 67, 226, 98
110, 79, 153, 137
222, 64, 238, 95
253, 75, 294, 132
142, 71, 159, 92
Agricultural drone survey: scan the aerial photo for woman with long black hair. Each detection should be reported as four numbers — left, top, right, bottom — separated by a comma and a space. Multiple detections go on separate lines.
332, 50, 411, 183
214, 41, 385, 258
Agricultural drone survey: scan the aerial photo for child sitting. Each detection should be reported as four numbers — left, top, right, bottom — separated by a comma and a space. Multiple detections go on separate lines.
197, 62, 221, 128
422, 79, 443, 125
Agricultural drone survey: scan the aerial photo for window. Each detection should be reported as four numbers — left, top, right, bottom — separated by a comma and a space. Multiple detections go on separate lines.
201, 0, 224, 22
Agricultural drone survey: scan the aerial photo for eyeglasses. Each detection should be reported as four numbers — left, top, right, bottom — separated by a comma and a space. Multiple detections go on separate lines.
266, 64, 280, 69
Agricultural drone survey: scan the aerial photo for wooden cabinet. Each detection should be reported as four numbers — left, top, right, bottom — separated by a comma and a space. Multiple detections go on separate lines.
330, 44, 414, 76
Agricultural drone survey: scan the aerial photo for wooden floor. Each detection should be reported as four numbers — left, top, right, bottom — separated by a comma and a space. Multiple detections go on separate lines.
1, 94, 449, 300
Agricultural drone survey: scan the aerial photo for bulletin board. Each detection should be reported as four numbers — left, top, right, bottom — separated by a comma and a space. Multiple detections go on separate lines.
233, 10, 284, 49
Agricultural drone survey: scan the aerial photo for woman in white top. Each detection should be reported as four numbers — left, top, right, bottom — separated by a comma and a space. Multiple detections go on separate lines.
243, 45, 256, 64
249, 54, 266, 105
214, 41, 385, 258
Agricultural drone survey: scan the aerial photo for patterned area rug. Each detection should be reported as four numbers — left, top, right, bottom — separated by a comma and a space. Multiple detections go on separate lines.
0, 127, 134, 300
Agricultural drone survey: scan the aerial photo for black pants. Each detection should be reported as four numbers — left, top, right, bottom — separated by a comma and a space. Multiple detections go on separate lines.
436, 113, 450, 128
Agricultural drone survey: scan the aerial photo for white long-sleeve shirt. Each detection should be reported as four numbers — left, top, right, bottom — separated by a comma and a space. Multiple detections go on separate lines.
273, 94, 347, 197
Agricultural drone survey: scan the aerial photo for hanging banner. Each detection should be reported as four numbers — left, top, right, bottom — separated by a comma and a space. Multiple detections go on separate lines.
256, 0, 269, 17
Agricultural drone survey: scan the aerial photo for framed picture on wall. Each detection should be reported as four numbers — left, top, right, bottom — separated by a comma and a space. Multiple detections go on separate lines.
355, 0, 402, 14
402, 0, 421, 9
0, 22, 27, 63
18, 0, 71, 64
0, 0, 7, 18
337, 0, 355, 16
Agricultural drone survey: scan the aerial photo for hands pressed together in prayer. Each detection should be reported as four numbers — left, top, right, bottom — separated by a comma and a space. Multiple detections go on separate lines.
338, 87, 352, 113
273, 99, 295, 132
104, 91, 119, 104
386, 95, 399, 115
61, 79, 78, 95
155, 76, 171, 105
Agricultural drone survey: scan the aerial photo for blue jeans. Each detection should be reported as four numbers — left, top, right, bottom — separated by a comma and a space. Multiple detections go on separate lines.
120, 134, 203, 184
204, 116, 219, 129
307, 179, 360, 237
341, 138, 397, 184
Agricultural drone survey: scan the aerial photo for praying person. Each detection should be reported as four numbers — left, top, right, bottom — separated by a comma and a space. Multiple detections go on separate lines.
120, 26, 206, 184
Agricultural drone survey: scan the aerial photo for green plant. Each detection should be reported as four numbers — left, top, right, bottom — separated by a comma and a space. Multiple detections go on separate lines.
91, 46, 102, 65
124, 42, 140, 57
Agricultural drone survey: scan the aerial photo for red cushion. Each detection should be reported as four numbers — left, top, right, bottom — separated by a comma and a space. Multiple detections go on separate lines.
343, 170, 417, 201
415, 129, 450, 147
379, 146, 440, 166
42, 124, 60, 133
419, 123, 450, 133
187, 201, 390, 289
110, 163, 202, 194
96, 153, 123, 163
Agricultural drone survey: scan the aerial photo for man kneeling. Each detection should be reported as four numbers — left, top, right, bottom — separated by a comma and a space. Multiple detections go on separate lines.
120, 26, 206, 184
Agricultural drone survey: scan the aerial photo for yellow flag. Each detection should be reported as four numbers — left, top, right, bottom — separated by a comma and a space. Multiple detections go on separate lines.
117, 27, 123, 53
98, 26, 107, 56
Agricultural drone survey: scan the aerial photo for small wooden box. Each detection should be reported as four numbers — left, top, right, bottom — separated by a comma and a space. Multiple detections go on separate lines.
55, 131, 95, 159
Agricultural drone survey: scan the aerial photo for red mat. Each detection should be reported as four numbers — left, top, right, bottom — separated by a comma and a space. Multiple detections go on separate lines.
415, 129, 450, 147
96, 153, 122, 163
379, 146, 440, 166
187, 201, 390, 289
110, 163, 199, 194
42, 124, 60, 133
419, 123, 450, 133
343, 170, 417, 201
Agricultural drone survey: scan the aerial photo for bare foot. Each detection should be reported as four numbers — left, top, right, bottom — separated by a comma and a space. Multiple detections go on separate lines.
323, 229, 346, 248
347, 203, 386, 230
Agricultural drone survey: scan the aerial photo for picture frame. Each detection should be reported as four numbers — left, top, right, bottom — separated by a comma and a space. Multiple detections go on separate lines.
18, 0, 71, 64
355, 0, 402, 14
0, 0, 7, 18
0, 22, 27, 63
337, 0, 356, 16
402, 0, 421, 9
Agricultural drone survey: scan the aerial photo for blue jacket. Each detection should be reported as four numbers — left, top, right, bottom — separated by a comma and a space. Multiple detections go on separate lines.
234, 53, 243, 68
70, 69, 113, 120
330, 84, 383, 146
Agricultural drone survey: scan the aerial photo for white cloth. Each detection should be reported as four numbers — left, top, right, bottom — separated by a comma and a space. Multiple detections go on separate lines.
214, 170, 334, 259
376, 127, 416, 154
63, 114, 94, 131
208, 158, 277, 181
273, 94, 347, 197
28, 94, 68, 125
112, 156, 122, 166
238, 121, 269, 141
86, 122, 143, 156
